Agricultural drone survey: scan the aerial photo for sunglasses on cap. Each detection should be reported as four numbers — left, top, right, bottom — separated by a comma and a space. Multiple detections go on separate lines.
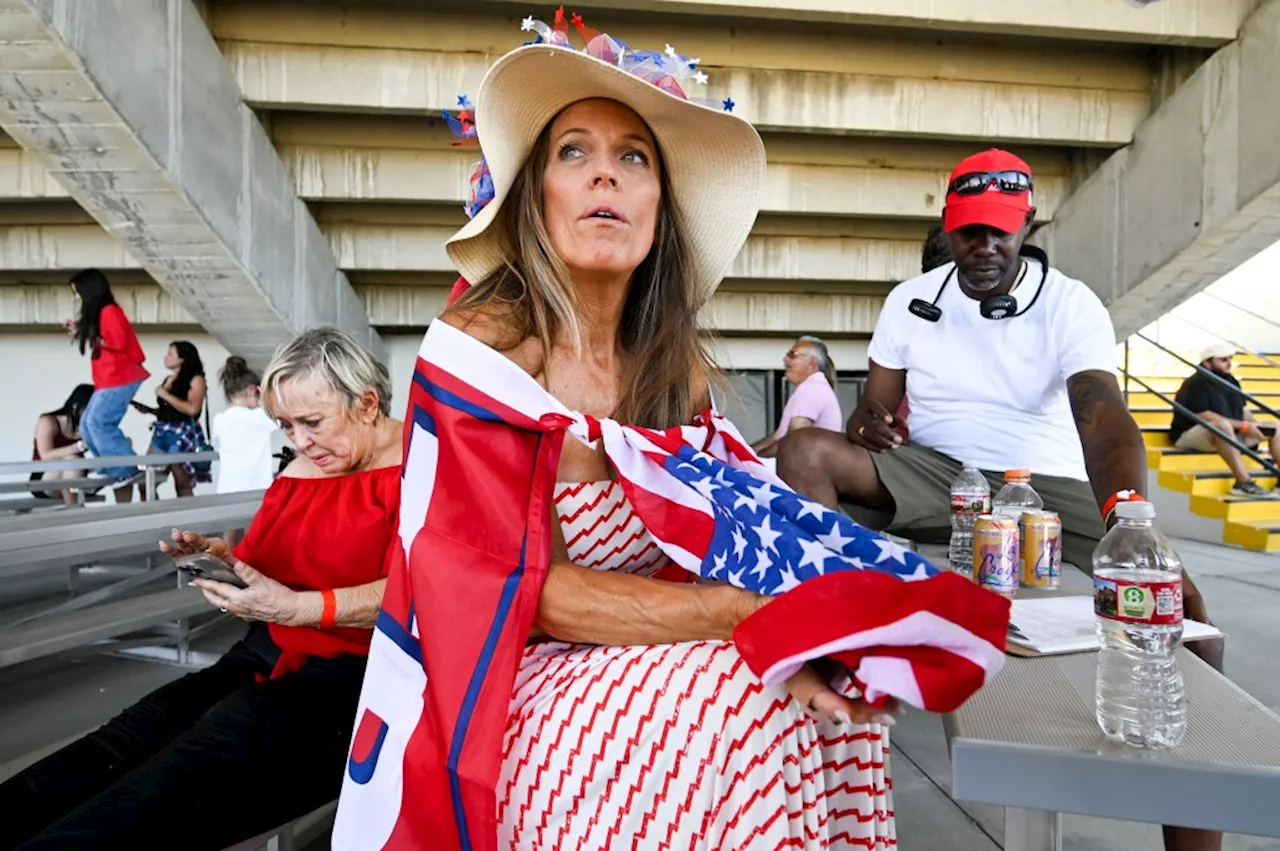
947, 170, 1033, 196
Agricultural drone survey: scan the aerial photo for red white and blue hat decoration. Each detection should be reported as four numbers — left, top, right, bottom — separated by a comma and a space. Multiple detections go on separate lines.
442, 7, 766, 305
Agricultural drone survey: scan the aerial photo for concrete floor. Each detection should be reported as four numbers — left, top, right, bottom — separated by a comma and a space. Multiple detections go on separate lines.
1, 537, 1277, 850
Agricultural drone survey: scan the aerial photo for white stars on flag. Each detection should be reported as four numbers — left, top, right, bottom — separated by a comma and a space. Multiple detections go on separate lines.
755, 515, 782, 553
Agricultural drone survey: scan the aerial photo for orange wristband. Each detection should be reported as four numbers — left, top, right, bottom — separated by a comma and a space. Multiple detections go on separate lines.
1102, 489, 1144, 522
320, 590, 337, 629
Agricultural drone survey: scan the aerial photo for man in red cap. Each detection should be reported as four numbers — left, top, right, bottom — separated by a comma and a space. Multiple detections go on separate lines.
778, 147, 1225, 696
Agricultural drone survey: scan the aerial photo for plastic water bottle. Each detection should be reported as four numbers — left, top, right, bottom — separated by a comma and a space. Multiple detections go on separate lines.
992, 469, 1043, 521
1093, 502, 1186, 748
948, 463, 990, 576
992, 469, 1042, 565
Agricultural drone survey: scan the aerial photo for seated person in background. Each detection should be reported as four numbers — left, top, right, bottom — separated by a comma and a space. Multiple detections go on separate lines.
1170, 342, 1279, 498
751, 334, 843, 457
0, 327, 402, 850
778, 150, 1223, 674
29, 384, 94, 506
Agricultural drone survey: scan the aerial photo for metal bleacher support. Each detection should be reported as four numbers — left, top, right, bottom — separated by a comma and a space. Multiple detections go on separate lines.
0, 451, 221, 512
0, 486, 264, 670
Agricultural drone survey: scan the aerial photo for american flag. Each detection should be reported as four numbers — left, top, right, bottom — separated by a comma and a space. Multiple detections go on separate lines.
332, 319, 1010, 851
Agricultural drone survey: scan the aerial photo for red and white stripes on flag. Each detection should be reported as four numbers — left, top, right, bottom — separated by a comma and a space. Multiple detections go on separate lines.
333, 320, 1010, 851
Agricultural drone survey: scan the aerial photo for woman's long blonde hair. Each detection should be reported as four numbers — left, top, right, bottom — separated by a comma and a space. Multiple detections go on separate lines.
448, 112, 718, 429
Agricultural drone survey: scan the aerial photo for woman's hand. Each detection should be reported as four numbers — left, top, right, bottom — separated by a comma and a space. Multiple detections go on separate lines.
747, 595, 902, 727
62, 318, 77, 337
191, 561, 311, 626
782, 665, 902, 727
159, 529, 231, 560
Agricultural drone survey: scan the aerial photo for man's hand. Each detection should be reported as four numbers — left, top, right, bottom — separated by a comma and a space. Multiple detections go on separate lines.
1240, 422, 1266, 444
846, 400, 904, 453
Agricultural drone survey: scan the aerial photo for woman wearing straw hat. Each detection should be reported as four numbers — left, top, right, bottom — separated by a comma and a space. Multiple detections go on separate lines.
331, 11, 961, 850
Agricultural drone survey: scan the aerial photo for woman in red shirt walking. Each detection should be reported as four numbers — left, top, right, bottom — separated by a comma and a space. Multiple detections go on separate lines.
66, 269, 149, 499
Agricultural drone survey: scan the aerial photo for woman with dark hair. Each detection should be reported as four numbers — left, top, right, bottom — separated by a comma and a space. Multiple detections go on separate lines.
29, 384, 94, 506
132, 340, 209, 497
65, 268, 148, 501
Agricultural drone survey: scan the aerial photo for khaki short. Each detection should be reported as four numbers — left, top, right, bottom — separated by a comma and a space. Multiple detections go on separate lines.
1174, 424, 1262, 453
840, 442, 1106, 573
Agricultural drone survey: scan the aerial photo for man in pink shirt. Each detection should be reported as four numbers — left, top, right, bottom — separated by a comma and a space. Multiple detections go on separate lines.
752, 335, 843, 458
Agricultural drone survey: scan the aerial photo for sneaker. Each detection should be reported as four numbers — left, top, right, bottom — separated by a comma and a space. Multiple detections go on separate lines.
1230, 480, 1279, 499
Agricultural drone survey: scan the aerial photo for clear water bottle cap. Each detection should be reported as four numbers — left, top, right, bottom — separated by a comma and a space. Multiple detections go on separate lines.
1115, 501, 1155, 521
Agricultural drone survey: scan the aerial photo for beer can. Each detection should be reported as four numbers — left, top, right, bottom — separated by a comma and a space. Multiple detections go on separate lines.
973, 514, 1019, 599
1021, 510, 1062, 590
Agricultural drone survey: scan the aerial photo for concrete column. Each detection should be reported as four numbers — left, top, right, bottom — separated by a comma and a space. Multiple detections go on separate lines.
1035, 0, 1280, 338
0, 0, 383, 365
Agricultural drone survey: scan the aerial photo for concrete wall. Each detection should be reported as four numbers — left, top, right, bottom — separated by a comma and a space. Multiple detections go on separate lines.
0, 0, 1263, 399
1035, 0, 1280, 339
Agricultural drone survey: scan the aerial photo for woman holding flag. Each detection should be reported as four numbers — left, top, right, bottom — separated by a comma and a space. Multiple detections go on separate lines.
335, 10, 1008, 850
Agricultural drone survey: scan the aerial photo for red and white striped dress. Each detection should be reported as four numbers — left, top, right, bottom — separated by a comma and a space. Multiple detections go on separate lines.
496, 480, 896, 849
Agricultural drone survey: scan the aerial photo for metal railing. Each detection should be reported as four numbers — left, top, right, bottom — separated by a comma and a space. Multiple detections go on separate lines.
0, 451, 218, 504
1198, 291, 1280, 334
1121, 370, 1280, 478
1160, 313, 1280, 371
1133, 332, 1280, 422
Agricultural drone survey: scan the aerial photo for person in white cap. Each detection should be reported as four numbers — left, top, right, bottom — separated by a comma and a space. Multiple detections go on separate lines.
1170, 341, 1280, 497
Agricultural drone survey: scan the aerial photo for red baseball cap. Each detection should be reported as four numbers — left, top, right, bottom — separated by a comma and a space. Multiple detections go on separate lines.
942, 149, 1034, 235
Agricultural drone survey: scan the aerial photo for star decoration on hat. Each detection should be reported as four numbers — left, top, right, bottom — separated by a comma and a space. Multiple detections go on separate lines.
521, 15, 536, 30
456, 94, 471, 107
722, 97, 735, 112
693, 70, 708, 85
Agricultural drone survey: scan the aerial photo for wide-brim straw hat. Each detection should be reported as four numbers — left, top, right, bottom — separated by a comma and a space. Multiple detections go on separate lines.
445, 44, 767, 307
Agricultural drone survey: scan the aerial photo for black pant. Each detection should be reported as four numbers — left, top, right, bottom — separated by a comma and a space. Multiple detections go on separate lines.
0, 630, 366, 850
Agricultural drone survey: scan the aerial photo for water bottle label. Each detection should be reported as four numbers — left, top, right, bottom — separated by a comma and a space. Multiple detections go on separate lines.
951, 494, 991, 515
1093, 576, 1183, 625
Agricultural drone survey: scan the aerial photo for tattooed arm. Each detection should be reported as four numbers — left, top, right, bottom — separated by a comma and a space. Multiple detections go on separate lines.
1067, 369, 1224, 670
1066, 369, 1148, 511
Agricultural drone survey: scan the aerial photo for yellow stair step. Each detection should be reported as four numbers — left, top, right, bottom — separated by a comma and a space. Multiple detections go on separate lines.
1234, 365, 1280, 379
1189, 493, 1280, 522
1131, 409, 1172, 427
1146, 448, 1265, 472
1232, 354, 1280, 367
1133, 377, 1280, 395
1223, 518, 1280, 552
1141, 428, 1171, 448
1125, 390, 1280, 408
1158, 471, 1278, 496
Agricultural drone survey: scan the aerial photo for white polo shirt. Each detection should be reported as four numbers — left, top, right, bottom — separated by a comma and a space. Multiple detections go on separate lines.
868, 259, 1116, 481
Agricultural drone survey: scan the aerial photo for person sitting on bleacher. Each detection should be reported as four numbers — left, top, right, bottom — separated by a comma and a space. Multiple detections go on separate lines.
29, 383, 94, 506
1169, 342, 1280, 498
0, 327, 403, 850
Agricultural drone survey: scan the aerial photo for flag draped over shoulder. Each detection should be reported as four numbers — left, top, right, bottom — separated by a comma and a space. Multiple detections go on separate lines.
332, 320, 1010, 851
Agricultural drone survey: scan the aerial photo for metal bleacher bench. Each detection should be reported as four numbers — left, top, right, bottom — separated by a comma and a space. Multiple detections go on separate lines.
0, 489, 264, 669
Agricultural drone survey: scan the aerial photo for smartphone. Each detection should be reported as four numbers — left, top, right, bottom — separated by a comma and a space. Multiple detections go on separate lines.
173, 553, 248, 589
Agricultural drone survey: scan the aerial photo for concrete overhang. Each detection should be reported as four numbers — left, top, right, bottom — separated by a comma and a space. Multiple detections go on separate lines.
0, 0, 382, 365
1034, 0, 1280, 338
3, 280, 885, 336
221, 41, 1147, 146
468, 0, 1251, 46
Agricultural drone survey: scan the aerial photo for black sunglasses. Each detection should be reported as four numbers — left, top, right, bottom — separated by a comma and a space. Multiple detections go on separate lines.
948, 170, 1033, 196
